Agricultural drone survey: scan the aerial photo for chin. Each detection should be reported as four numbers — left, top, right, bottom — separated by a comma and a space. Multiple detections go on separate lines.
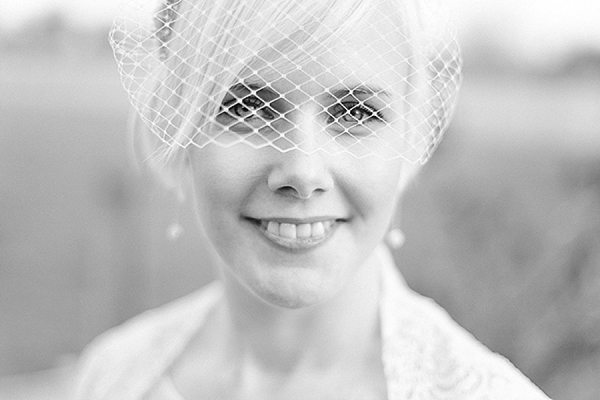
247, 267, 343, 309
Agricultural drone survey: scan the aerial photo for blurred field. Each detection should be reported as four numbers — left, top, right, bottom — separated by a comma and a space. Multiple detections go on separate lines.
1, 47, 599, 400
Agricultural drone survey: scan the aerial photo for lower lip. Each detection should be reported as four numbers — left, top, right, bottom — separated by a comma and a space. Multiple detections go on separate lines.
246, 219, 340, 251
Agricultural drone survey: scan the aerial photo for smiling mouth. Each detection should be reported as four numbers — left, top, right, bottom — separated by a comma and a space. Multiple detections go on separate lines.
246, 218, 343, 250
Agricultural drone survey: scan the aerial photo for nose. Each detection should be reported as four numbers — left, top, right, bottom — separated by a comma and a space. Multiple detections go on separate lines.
267, 101, 334, 199
267, 150, 334, 199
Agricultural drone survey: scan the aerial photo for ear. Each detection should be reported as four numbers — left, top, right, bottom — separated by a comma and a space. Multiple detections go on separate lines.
397, 161, 421, 195
130, 113, 193, 200
173, 150, 194, 202
160, 146, 196, 205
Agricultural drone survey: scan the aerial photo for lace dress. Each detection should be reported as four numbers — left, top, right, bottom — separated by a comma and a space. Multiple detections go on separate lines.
74, 245, 551, 400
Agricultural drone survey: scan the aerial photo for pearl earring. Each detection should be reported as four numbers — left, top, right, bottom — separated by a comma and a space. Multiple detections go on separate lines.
167, 190, 185, 241
386, 228, 405, 249
167, 222, 184, 241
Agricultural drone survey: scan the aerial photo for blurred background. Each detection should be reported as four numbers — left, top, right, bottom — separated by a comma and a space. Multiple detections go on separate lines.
1, 0, 599, 399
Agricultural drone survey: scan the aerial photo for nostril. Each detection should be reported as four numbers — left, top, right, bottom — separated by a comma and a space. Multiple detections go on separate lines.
267, 151, 334, 198
277, 186, 299, 196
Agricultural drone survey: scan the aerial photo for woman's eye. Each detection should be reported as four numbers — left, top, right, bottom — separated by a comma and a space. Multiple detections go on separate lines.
228, 96, 276, 120
329, 102, 382, 126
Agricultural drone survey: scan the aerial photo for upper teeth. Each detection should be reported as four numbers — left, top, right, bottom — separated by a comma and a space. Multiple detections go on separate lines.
262, 220, 333, 239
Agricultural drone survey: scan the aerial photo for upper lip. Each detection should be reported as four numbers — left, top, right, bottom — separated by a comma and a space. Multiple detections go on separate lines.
245, 216, 345, 224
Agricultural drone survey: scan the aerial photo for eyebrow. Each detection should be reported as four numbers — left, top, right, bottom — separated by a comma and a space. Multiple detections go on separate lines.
226, 82, 280, 102
330, 85, 391, 99
227, 82, 267, 95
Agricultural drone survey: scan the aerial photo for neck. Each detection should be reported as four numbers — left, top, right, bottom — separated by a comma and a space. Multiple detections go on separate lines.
218, 249, 384, 373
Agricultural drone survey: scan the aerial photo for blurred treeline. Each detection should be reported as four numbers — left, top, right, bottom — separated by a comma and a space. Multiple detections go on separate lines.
1, 11, 599, 400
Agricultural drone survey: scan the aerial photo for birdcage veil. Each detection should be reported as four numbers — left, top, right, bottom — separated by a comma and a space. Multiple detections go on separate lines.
109, 0, 462, 164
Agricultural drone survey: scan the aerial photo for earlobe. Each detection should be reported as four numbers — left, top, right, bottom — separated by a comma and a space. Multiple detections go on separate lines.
397, 162, 421, 195
178, 151, 195, 201
168, 149, 194, 202
130, 109, 198, 198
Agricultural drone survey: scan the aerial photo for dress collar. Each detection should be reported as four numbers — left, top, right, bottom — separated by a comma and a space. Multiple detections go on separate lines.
376, 244, 422, 400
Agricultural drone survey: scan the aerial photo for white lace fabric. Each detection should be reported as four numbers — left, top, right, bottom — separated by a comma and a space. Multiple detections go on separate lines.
73, 245, 551, 400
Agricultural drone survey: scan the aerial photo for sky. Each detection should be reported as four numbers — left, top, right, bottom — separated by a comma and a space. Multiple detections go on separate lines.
2, 0, 600, 64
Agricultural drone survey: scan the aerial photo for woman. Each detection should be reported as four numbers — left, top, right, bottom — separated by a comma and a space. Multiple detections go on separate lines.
75, 0, 551, 398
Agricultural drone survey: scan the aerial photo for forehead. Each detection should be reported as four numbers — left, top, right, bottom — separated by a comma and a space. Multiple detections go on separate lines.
242, 3, 410, 98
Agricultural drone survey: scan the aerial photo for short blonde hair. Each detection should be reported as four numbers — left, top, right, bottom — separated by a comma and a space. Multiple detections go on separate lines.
116, 0, 460, 185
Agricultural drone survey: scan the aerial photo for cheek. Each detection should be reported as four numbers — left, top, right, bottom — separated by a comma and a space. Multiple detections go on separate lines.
190, 147, 263, 224
344, 157, 405, 220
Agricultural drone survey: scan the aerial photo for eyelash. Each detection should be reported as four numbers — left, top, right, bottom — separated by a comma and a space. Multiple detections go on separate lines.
223, 96, 277, 120
327, 102, 383, 125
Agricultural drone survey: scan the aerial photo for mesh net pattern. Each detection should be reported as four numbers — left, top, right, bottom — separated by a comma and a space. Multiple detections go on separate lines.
110, 0, 462, 163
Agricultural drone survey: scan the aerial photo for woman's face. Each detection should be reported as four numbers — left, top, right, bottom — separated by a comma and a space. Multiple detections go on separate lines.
188, 7, 417, 308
